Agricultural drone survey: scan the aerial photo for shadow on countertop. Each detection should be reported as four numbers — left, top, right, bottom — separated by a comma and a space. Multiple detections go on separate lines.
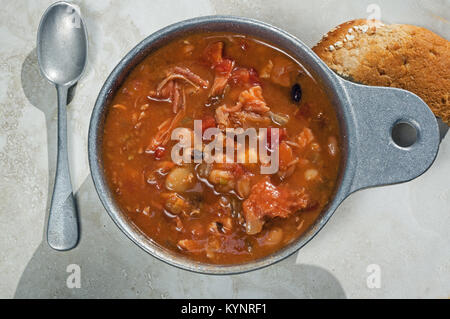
14, 176, 346, 299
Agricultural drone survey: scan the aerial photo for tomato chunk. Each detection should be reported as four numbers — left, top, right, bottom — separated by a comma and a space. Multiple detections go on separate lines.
266, 127, 287, 151
230, 67, 260, 86
201, 115, 217, 133
215, 58, 234, 74
242, 178, 312, 234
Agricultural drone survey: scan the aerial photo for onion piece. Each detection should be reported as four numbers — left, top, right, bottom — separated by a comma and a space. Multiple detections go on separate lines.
269, 111, 289, 126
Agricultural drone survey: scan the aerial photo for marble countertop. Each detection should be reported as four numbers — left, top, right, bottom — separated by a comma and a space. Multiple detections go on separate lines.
0, 0, 449, 298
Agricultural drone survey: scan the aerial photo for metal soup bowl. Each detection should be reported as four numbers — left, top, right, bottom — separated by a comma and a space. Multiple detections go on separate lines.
89, 16, 440, 274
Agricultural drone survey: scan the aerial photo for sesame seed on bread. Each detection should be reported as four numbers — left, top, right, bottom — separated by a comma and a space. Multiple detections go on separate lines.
313, 19, 450, 125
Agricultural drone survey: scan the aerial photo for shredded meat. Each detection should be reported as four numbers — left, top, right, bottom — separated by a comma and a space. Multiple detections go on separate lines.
158, 80, 174, 101
149, 66, 208, 112
270, 56, 297, 87
204, 41, 225, 66
171, 82, 182, 113
237, 86, 270, 113
210, 59, 234, 97
204, 42, 235, 97
296, 127, 315, 148
146, 67, 208, 153
215, 86, 271, 128
147, 105, 185, 153
215, 105, 230, 128
230, 67, 260, 86
278, 141, 294, 170
172, 66, 209, 88
242, 178, 313, 234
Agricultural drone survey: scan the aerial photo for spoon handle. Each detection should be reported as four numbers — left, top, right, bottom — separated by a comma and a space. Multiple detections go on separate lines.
47, 85, 79, 251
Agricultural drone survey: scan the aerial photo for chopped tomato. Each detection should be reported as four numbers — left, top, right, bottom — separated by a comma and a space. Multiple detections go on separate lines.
208, 42, 234, 96
231, 163, 245, 178
154, 146, 166, 160
278, 141, 294, 170
248, 68, 260, 85
266, 127, 287, 150
201, 115, 217, 133
215, 58, 234, 74
230, 67, 260, 86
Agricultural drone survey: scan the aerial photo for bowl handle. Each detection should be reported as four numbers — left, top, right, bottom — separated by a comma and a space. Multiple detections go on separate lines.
342, 80, 440, 194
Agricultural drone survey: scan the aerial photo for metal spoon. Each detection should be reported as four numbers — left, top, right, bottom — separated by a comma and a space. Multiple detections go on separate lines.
37, 1, 88, 250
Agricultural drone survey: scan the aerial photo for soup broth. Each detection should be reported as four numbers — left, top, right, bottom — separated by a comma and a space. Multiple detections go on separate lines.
102, 32, 341, 264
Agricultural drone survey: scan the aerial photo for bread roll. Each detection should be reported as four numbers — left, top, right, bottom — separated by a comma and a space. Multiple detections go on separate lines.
313, 19, 450, 125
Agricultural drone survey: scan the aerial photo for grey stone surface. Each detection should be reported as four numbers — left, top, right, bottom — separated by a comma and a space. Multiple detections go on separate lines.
0, 0, 449, 298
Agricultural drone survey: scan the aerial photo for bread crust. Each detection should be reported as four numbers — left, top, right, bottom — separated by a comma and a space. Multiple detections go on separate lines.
313, 19, 450, 125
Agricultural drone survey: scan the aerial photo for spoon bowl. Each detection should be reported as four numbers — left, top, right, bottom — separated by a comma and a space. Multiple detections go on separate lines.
37, 1, 88, 86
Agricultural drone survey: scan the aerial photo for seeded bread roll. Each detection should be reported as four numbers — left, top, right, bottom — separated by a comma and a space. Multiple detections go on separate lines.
313, 19, 450, 125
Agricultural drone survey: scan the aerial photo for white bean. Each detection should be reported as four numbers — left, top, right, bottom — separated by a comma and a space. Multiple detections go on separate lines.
305, 168, 319, 181
165, 167, 195, 192
209, 170, 234, 186
264, 228, 284, 246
